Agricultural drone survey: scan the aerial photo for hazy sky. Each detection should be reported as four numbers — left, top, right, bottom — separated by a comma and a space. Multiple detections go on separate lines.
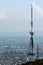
0, 0, 43, 35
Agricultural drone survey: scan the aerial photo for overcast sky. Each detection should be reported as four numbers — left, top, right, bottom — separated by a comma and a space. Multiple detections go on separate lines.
0, 0, 43, 35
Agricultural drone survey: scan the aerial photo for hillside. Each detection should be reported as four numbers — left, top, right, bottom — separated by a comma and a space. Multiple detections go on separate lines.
22, 59, 43, 65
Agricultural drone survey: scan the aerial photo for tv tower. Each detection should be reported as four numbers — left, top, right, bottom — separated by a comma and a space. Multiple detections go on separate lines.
28, 4, 35, 61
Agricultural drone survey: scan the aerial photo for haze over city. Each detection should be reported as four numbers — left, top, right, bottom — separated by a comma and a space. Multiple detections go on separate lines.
0, 0, 43, 65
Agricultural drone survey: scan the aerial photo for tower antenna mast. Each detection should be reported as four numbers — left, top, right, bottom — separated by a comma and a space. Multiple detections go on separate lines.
28, 4, 35, 61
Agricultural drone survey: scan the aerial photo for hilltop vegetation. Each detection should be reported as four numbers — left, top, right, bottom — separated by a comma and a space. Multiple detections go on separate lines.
22, 59, 43, 65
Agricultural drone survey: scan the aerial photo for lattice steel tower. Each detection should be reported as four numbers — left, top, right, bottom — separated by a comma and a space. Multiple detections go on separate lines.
28, 4, 35, 58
